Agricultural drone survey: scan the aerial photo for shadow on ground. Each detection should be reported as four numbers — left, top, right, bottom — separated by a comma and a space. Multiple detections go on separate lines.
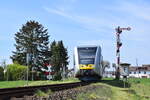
99, 79, 131, 88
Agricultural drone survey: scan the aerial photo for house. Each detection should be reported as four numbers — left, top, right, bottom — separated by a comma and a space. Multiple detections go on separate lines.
104, 64, 150, 78
103, 71, 115, 78
129, 65, 150, 78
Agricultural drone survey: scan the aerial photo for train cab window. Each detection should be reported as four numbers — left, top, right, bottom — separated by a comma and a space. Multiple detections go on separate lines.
78, 47, 97, 64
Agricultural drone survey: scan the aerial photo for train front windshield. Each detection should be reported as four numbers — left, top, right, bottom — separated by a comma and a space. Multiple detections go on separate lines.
78, 47, 97, 64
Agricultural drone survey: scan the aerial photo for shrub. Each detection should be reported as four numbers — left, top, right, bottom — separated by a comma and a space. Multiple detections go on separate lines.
5, 64, 27, 81
53, 71, 62, 81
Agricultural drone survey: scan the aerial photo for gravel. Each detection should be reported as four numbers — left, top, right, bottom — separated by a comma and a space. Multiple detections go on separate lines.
11, 84, 104, 100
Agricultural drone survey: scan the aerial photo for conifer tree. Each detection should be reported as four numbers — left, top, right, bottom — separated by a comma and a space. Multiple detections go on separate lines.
11, 20, 50, 71
50, 40, 69, 80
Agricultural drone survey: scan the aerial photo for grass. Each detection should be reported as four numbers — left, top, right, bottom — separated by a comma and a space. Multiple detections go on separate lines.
46, 89, 53, 95
0, 80, 32, 88
76, 78, 150, 100
98, 78, 150, 100
34, 89, 53, 98
128, 78, 150, 99
0, 78, 150, 100
35, 90, 48, 97
0, 77, 79, 88
28, 77, 79, 86
76, 84, 112, 100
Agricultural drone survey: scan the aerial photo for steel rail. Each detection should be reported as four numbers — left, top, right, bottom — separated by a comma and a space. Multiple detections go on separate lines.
0, 82, 90, 100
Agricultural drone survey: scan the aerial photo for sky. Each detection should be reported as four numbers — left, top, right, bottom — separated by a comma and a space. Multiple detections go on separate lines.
0, 0, 150, 69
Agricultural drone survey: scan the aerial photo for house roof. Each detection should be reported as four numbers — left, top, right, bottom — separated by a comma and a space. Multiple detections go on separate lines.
129, 65, 150, 71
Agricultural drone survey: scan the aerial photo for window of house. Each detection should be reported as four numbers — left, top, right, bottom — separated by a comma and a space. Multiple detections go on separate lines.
139, 71, 141, 74
134, 72, 136, 74
130, 72, 132, 74
144, 71, 146, 74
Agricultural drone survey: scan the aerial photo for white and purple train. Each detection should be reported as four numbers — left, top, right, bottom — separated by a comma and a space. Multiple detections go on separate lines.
74, 45, 104, 81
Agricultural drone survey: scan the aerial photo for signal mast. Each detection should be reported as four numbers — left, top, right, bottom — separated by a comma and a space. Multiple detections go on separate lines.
115, 26, 131, 80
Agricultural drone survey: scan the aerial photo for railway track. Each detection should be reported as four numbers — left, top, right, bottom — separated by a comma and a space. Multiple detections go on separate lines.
0, 82, 90, 100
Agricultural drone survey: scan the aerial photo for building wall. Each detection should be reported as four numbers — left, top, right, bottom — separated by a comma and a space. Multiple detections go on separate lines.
129, 71, 150, 78
104, 71, 150, 78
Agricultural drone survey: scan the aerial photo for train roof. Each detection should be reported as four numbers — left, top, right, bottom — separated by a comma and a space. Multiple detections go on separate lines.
75, 45, 101, 48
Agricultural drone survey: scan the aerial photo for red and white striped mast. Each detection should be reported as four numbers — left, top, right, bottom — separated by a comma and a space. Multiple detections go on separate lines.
115, 26, 131, 80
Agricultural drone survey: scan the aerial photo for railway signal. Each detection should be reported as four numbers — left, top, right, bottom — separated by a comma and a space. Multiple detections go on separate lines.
115, 26, 131, 80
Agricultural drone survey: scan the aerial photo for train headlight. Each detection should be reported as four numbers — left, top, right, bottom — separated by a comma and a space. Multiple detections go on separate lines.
88, 65, 92, 67
88, 64, 93, 67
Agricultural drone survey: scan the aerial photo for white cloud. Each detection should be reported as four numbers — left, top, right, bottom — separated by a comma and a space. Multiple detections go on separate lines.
44, 7, 73, 19
118, 1, 150, 21
0, 35, 13, 41
43, 0, 150, 36
77, 39, 113, 47
63, 0, 77, 3
43, 0, 150, 65
0, 36, 6, 41
43, 7, 114, 33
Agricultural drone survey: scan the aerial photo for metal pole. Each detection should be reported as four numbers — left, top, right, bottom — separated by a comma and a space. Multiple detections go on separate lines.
32, 67, 33, 81
136, 58, 140, 78
27, 63, 29, 86
7, 68, 9, 81
26, 53, 30, 86
115, 26, 131, 80
49, 70, 50, 81
115, 26, 122, 80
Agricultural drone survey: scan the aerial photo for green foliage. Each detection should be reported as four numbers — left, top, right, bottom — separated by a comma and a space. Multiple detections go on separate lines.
53, 71, 62, 81
46, 89, 52, 95
10, 20, 50, 70
35, 90, 48, 97
50, 40, 69, 80
5, 64, 27, 81
0, 67, 4, 81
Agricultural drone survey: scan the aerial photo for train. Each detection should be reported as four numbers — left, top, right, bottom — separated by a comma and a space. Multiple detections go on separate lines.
74, 45, 104, 81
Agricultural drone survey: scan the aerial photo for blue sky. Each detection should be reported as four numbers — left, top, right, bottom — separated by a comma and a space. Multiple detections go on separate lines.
0, 0, 150, 68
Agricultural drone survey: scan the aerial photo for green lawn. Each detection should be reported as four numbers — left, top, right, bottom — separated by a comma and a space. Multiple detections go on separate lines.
76, 78, 150, 100
0, 77, 79, 88
128, 78, 150, 100
0, 81, 29, 88
101, 78, 150, 100
0, 78, 150, 100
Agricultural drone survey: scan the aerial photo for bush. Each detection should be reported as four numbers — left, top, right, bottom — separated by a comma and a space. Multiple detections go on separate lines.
5, 64, 27, 81
0, 67, 4, 81
53, 71, 62, 81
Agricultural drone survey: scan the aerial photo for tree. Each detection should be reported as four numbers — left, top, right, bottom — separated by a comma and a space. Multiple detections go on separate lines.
101, 60, 110, 73
0, 67, 4, 81
50, 40, 69, 80
10, 20, 50, 71
1, 59, 7, 69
